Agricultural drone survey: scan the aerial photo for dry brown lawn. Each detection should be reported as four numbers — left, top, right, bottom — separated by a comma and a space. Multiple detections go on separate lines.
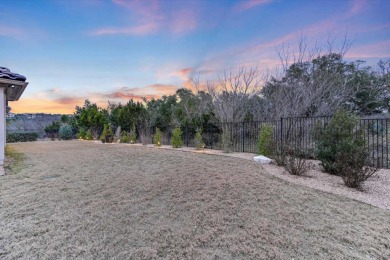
1, 141, 389, 259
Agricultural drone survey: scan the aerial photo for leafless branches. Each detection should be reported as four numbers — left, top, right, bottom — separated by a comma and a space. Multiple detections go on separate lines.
207, 67, 262, 123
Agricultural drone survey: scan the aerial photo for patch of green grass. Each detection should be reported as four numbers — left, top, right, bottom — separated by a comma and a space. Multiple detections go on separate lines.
5, 145, 26, 174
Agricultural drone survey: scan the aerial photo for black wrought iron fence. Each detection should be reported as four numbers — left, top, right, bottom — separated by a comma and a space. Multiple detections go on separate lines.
147, 116, 390, 169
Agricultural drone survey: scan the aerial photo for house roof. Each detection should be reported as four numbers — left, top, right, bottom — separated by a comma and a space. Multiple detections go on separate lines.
0, 67, 28, 101
0, 67, 26, 82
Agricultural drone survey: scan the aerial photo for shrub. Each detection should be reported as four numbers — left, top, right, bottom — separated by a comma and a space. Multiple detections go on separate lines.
85, 129, 93, 140
221, 128, 233, 153
315, 110, 359, 175
120, 131, 130, 143
154, 128, 162, 147
284, 146, 310, 176
6, 132, 39, 143
273, 144, 287, 166
171, 127, 183, 148
44, 121, 60, 139
100, 124, 113, 143
194, 128, 205, 150
129, 124, 137, 144
336, 131, 378, 188
315, 110, 377, 188
258, 124, 274, 156
59, 125, 73, 140
77, 128, 86, 139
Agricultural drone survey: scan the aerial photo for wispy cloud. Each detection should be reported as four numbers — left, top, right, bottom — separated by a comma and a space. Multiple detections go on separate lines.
0, 25, 23, 38
346, 40, 390, 59
193, 0, 372, 77
45, 88, 61, 94
170, 10, 197, 34
91, 22, 159, 36
90, 0, 198, 36
55, 97, 84, 105
97, 84, 179, 102
169, 68, 193, 81
357, 23, 390, 34
350, 0, 368, 15
234, 0, 273, 12
112, 0, 160, 18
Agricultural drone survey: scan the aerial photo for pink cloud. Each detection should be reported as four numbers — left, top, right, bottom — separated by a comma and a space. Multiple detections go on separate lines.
178, 68, 192, 75
112, 0, 160, 18
55, 97, 85, 105
170, 10, 197, 34
0, 26, 23, 37
169, 68, 193, 81
349, 0, 368, 15
235, 0, 273, 12
98, 84, 179, 101
346, 40, 390, 59
90, 0, 198, 36
90, 22, 159, 36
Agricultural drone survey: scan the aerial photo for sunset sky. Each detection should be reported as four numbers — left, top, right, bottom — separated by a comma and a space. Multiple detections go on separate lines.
1, 0, 389, 114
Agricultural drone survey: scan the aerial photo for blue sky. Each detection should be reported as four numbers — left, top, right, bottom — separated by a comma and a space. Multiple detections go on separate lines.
1, 0, 389, 113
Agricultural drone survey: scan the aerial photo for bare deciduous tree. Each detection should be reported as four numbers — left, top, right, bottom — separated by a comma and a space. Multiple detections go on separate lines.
207, 67, 262, 123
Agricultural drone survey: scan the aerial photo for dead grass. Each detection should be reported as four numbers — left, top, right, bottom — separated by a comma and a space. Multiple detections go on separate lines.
0, 140, 389, 259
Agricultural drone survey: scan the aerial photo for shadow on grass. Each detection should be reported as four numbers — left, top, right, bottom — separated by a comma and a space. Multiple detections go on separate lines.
4, 145, 25, 175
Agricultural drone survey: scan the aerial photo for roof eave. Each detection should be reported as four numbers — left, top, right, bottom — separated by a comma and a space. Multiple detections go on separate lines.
0, 78, 29, 101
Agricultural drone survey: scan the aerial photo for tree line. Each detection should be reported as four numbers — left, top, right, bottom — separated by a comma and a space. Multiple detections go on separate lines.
49, 52, 389, 140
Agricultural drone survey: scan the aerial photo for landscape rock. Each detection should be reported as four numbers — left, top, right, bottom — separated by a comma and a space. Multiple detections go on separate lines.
253, 155, 272, 164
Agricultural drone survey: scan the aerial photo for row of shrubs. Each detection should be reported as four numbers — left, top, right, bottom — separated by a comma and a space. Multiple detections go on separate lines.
75, 121, 207, 150
77, 124, 138, 143
257, 110, 378, 189
6, 132, 39, 143
152, 127, 205, 150
77, 123, 206, 150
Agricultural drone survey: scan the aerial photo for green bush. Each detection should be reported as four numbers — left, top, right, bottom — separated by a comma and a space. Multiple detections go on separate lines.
120, 131, 130, 143
171, 127, 183, 148
221, 128, 233, 153
315, 110, 377, 187
100, 124, 113, 143
129, 123, 137, 144
337, 137, 378, 188
7, 132, 39, 143
44, 121, 60, 139
85, 129, 93, 140
77, 128, 86, 139
316, 110, 360, 175
154, 128, 162, 147
194, 128, 205, 150
59, 125, 73, 140
258, 124, 274, 156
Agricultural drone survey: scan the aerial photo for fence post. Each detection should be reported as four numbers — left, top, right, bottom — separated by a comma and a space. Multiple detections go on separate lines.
387, 119, 388, 169
242, 122, 245, 152
186, 124, 188, 147
209, 123, 211, 149
152, 127, 154, 145
280, 117, 283, 154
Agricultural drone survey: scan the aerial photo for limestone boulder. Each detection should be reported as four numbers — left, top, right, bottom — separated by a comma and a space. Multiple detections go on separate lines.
253, 155, 272, 164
